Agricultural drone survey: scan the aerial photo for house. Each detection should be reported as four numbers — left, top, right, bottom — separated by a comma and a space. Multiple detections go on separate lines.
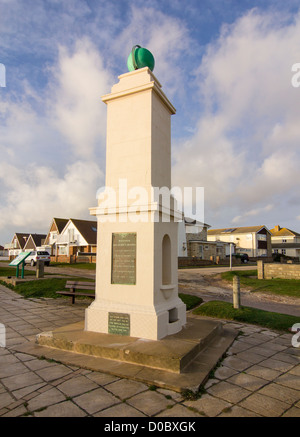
6, 233, 30, 258
54, 218, 97, 260
178, 218, 229, 261
23, 234, 47, 252
44, 218, 69, 255
0, 245, 8, 257
270, 225, 300, 259
207, 226, 272, 258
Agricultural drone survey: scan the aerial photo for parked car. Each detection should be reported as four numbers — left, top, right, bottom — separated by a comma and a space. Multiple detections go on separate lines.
24, 251, 50, 266
226, 253, 249, 263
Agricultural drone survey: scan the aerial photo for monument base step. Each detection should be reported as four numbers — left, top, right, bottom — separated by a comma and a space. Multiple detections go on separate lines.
15, 315, 237, 393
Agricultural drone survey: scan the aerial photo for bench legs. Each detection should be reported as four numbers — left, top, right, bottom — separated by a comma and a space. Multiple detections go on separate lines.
71, 288, 75, 304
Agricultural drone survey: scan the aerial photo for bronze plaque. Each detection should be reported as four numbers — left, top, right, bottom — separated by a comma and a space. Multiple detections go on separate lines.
111, 233, 136, 285
108, 312, 130, 336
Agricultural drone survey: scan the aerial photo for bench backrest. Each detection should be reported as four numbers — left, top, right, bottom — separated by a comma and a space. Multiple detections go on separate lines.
65, 281, 95, 291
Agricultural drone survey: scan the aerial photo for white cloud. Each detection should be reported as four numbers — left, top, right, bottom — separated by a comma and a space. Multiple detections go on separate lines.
232, 204, 274, 224
49, 38, 113, 159
173, 9, 300, 227
0, 37, 109, 240
112, 5, 192, 97
0, 160, 103, 231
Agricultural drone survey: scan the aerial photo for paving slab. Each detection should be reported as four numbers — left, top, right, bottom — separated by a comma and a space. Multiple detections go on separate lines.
289, 364, 300, 376
127, 390, 174, 416
56, 375, 99, 397
257, 382, 300, 404
26, 387, 66, 412
105, 379, 148, 400
33, 400, 87, 417
221, 356, 253, 372
227, 372, 268, 392
245, 364, 282, 381
258, 358, 295, 373
156, 404, 201, 417
239, 392, 290, 417
1, 371, 44, 392
214, 366, 238, 380
72, 387, 120, 415
2, 405, 28, 417
218, 405, 262, 417
183, 393, 232, 417
94, 403, 146, 417
282, 407, 300, 417
275, 372, 300, 391
35, 364, 73, 382
207, 380, 250, 403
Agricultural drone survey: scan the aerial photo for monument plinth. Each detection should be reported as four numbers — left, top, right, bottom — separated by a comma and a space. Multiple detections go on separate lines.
85, 66, 186, 340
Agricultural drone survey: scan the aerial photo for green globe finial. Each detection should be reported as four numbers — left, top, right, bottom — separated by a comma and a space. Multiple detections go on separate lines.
127, 45, 155, 72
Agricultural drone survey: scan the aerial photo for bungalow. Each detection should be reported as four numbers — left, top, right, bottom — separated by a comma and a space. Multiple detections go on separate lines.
23, 234, 47, 252
0, 245, 8, 257
6, 233, 30, 258
44, 217, 69, 255
178, 218, 229, 261
54, 218, 97, 261
207, 226, 272, 258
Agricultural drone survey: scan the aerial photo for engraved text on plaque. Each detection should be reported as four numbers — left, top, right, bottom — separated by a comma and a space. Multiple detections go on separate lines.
111, 233, 136, 284
108, 312, 130, 336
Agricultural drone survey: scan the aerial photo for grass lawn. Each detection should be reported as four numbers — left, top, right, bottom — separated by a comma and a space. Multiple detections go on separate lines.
193, 300, 299, 332
0, 276, 95, 300
179, 293, 203, 310
0, 266, 36, 277
221, 269, 300, 298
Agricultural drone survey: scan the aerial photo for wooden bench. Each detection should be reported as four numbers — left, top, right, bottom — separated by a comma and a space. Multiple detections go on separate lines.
56, 281, 95, 304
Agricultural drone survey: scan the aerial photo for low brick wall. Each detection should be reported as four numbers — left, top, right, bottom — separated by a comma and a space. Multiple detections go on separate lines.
258, 260, 300, 279
178, 256, 243, 268
50, 255, 96, 264
178, 257, 214, 267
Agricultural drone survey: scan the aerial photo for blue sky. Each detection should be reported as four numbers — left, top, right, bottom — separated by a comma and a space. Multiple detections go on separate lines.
1, 0, 300, 243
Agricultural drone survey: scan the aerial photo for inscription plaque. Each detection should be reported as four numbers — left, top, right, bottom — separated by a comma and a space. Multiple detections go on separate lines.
108, 312, 130, 336
111, 233, 136, 284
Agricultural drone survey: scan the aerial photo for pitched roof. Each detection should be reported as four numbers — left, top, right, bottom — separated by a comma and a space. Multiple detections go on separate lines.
70, 219, 97, 245
54, 218, 69, 234
13, 233, 31, 249
30, 234, 47, 247
184, 217, 211, 228
208, 226, 269, 235
270, 226, 300, 237
44, 218, 69, 245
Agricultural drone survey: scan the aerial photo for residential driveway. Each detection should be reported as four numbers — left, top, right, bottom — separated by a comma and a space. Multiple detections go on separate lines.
0, 283, 299, 417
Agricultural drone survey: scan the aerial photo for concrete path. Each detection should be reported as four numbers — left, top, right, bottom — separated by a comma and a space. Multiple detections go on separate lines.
0, 283, 299, 417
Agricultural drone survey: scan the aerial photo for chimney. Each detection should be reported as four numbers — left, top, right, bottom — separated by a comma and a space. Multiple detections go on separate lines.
274, 225, 281, 232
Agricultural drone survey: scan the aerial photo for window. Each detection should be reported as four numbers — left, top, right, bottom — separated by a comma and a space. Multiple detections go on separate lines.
274, 249, 278, 254
282, 249, 286, 255
257, 234, 267, 241
282, 239, 287, 243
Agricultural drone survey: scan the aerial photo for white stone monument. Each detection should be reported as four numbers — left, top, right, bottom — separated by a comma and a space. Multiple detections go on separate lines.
85, 51, 186, 340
